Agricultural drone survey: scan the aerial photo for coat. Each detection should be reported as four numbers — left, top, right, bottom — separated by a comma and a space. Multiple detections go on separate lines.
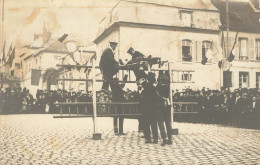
99, 48, 119, 77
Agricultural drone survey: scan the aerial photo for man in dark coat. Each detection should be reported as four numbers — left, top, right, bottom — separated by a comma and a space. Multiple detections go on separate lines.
251, 96, 260, 129
156, 71, 172, 146
110, 78, 125, 135
140, 72, 158, 144
99, 42, 119, 90
126, 47, 145, 81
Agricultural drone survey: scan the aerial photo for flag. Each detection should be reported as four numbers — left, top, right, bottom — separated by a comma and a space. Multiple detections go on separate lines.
50, 71, 59, 85
31, 69, 41, 86
0, 73, 3, 88
1, 41, 6, 65
6, 43, 12, 65
58, 34, 68, 43
201, 41, 222, 65
9, 46, 15, 67
11, 70, 14, 77
228, 32, 239, 62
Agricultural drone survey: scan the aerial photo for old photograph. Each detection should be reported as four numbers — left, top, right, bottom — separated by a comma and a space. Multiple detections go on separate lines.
0, 0, 260, 165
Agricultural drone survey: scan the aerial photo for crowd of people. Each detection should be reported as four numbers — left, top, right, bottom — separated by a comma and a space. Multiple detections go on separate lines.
1, 85, 259, 126
1, 42, 260, 146
0, 88, 93, 114
172, 87, 260, 129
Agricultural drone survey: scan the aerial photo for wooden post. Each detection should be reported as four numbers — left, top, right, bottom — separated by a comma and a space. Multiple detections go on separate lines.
92, 56, 101, 140
168, 62, 178, 135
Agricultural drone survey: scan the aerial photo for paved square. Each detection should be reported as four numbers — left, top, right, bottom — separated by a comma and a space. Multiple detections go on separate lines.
0, 114, 260, 165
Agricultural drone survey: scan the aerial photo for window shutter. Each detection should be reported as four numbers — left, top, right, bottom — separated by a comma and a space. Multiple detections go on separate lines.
197, 41, 202, 62
235, 40, 240, 60
249, 38, 255, 60
192, 41, 196, 62
178, 40, 182, 61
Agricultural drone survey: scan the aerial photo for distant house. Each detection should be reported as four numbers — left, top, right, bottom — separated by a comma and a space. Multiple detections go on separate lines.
20, 25, 95, 96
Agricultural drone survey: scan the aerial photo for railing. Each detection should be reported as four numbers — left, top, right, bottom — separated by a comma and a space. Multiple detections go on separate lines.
53, 102, 139, 118
53, 102, 198, 118
173, 102, 198, 114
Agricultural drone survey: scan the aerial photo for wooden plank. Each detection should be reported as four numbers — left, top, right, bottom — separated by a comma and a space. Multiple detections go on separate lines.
53, 114, 142, 119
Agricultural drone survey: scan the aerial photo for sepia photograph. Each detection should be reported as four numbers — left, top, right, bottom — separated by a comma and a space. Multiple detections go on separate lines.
0, 0, 260, 165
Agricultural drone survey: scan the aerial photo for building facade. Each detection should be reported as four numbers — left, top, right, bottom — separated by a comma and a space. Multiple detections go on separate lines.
20, 26, 95, 96
94, 0, 260, 91
213, 0, 260, 90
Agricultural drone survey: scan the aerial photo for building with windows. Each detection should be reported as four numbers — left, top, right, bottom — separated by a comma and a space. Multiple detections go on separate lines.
94, 0, 223, 90
212, 0, 260, 90
20, 26, 95, 96
94, 0, 260, 91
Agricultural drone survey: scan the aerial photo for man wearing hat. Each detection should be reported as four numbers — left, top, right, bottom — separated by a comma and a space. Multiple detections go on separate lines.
126, 47, 145, 81
99, 42, 119, 90
140, 72, 159, 143
156, 71, 172, 146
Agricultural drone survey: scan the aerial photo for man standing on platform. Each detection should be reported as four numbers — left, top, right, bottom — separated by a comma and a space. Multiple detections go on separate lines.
99, 42, 119, 90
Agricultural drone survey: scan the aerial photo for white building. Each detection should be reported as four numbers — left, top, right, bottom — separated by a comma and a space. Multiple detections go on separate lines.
94, 0, 224, 91
20, 26, 95, 96
94, 0, 260, 91
213, 0, 260, 90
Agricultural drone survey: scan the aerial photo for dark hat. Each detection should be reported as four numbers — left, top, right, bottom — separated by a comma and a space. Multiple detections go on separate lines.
127, 47, 134, 54
109, 42, 118, 46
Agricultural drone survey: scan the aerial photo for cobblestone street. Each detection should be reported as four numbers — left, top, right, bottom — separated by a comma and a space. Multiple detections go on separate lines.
0, 114, 260, 165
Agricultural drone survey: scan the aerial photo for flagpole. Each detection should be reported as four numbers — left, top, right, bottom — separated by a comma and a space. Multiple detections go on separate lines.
1, 0, 4, 46
0, 0, 4, 89
226, 0, 229, 58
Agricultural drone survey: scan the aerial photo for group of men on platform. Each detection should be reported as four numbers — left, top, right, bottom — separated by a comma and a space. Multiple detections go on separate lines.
99, 41, 173, 146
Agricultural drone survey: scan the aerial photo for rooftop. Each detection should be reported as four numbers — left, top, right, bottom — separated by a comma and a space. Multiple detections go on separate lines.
212, 0, 260, 33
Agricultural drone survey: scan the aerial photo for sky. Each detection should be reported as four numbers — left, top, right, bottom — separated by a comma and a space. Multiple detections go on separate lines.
0, 0, 119, 46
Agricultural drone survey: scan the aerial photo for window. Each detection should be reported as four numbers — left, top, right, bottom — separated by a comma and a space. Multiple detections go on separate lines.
256, 39, 260, 60
239, 72, 249, 88
256, 72, 260, 89
239, 38, 248, 60
182, 73, 192, 81
180, 11, 192, 27
202, 41, 212, 60
182, 40, 192, 62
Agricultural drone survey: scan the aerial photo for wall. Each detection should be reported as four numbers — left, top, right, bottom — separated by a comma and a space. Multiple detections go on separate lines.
223, 31, 260, 90
119, 26, 222, 90
97, 0, 221, 37
21, 52, 65, 96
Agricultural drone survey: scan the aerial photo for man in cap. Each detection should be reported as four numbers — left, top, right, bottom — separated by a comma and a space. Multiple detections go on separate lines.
99, 42, 119, 90
125, 47, 145, 81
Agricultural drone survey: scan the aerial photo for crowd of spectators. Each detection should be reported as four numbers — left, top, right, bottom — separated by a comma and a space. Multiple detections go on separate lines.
0, 88, 93, 114
0, 86, 259, 129
173, 87, 260, 129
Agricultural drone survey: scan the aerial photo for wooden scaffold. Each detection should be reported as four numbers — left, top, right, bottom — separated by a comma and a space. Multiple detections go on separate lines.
54, 57, 198, 140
